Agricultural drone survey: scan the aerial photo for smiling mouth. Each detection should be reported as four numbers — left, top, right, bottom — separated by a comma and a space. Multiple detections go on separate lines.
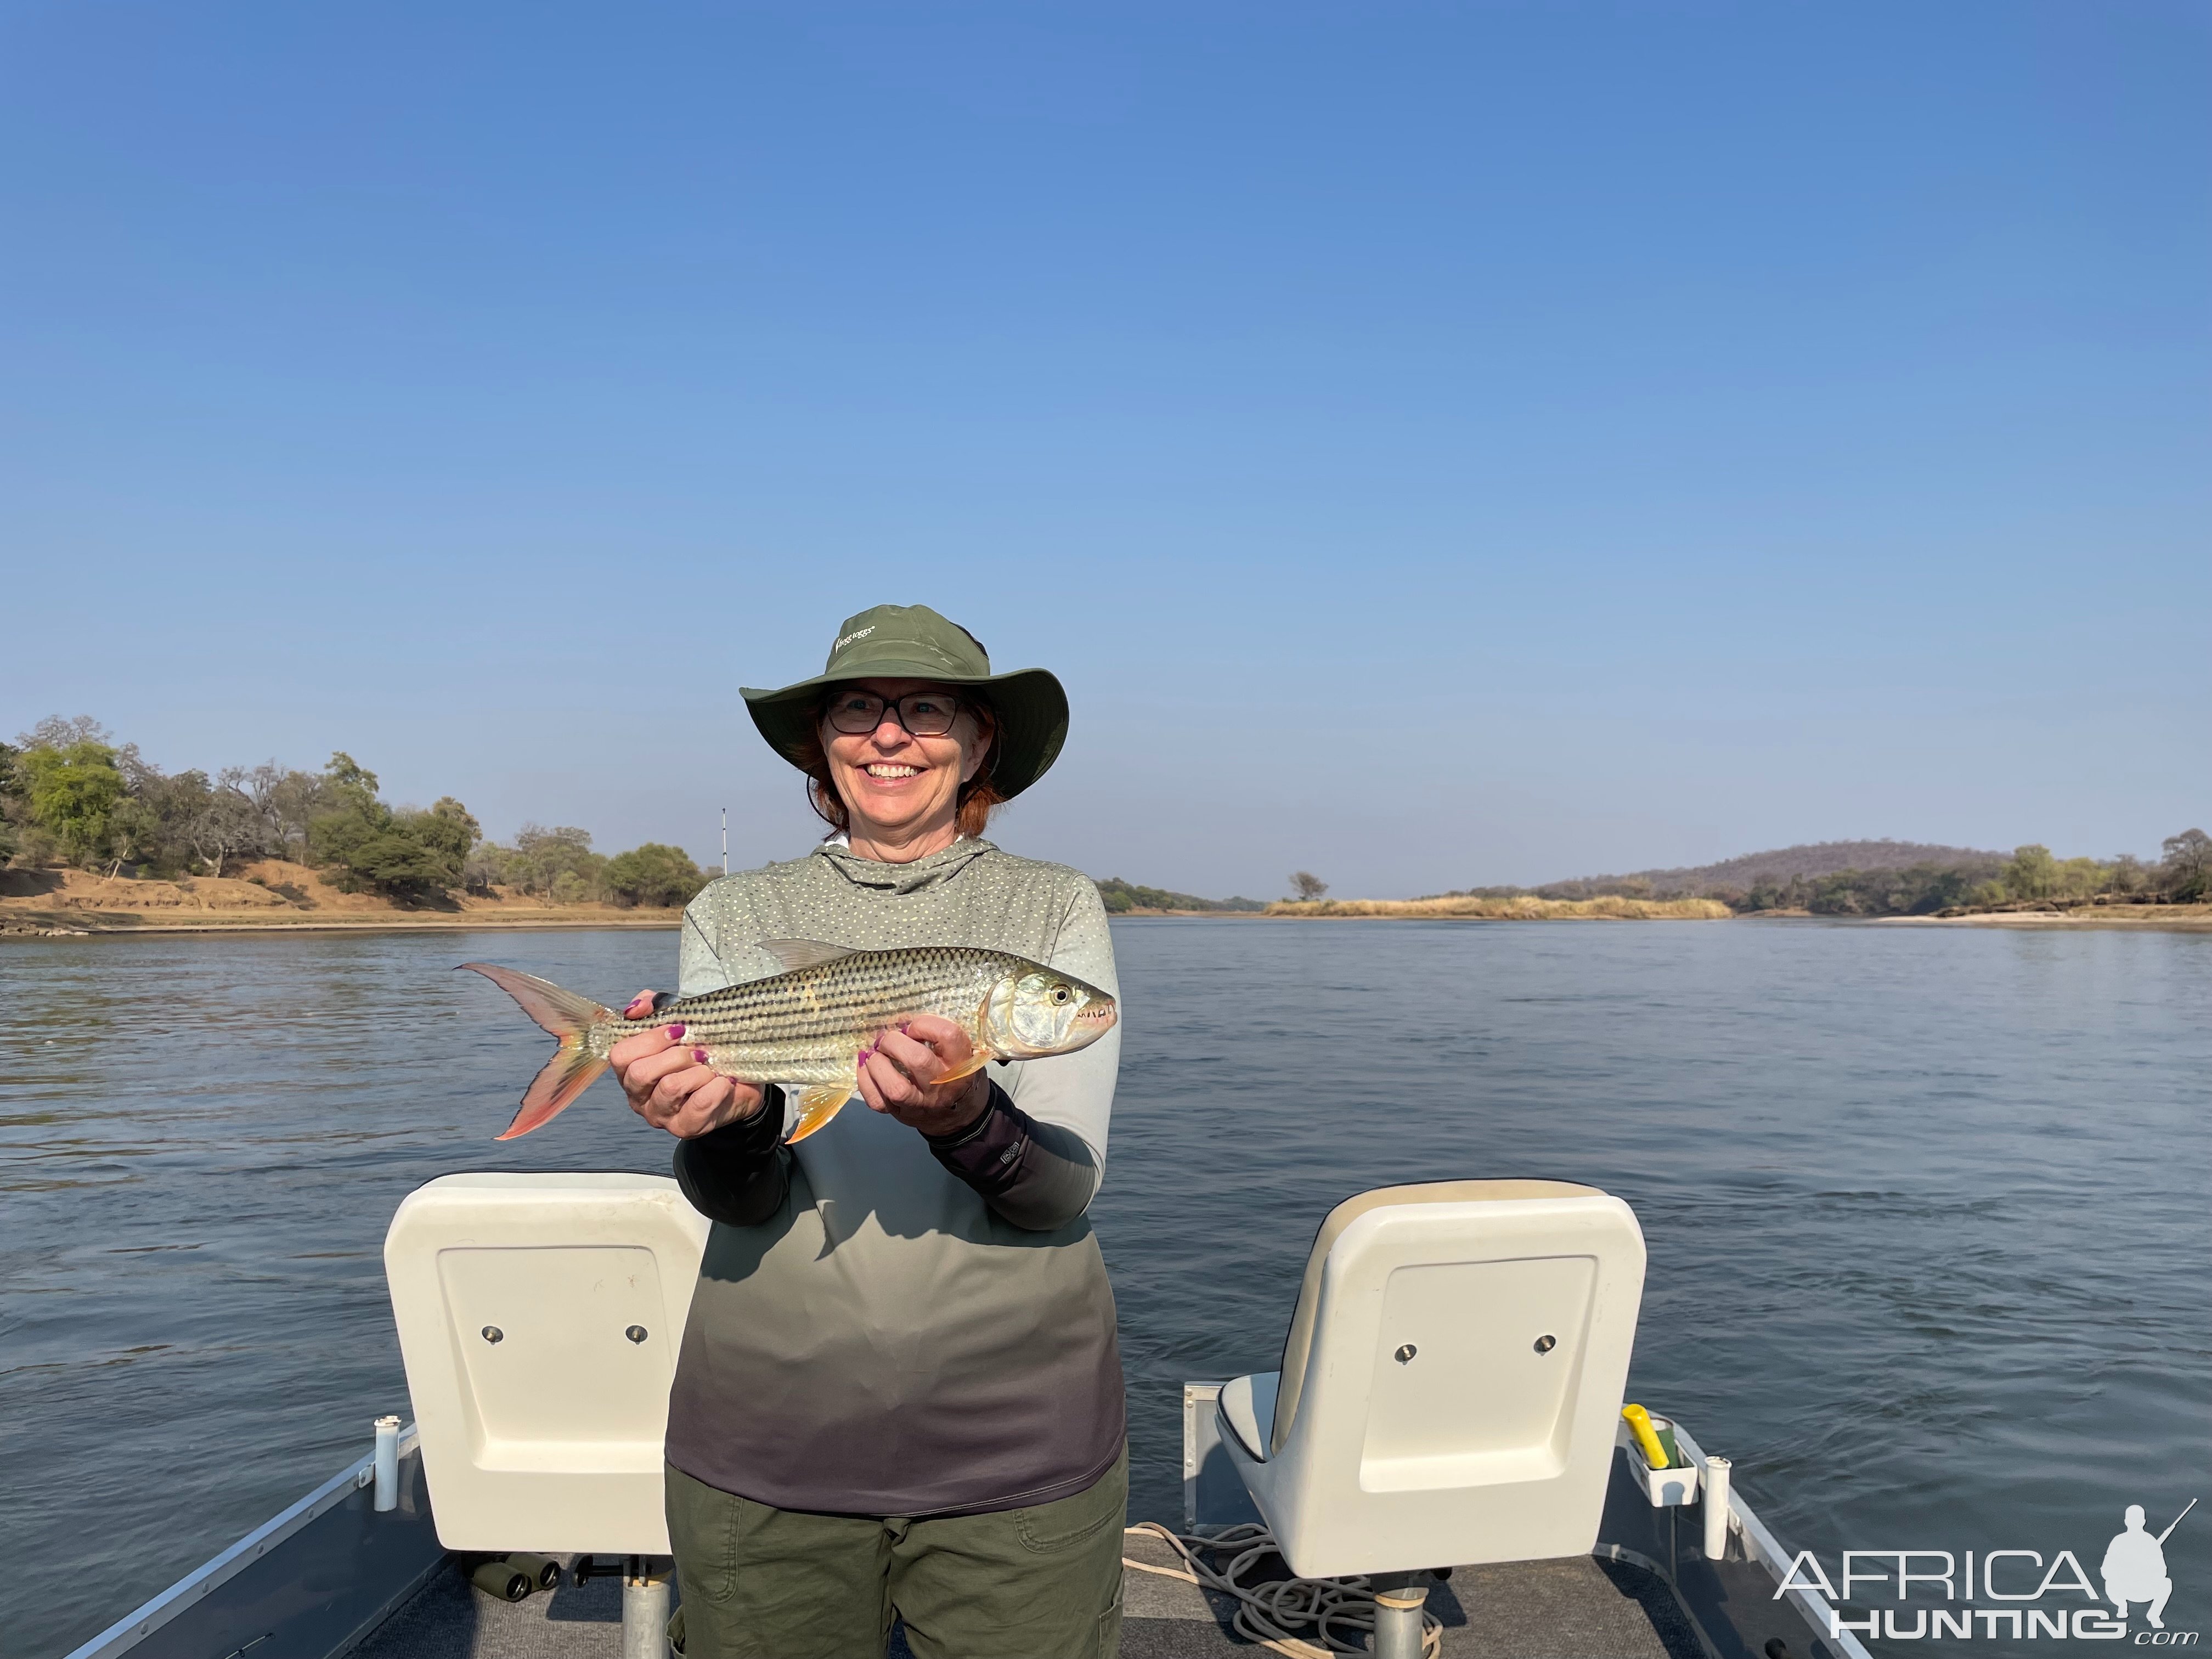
863, 763, 922, 781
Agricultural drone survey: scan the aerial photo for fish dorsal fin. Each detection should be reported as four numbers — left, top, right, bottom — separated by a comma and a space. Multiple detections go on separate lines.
757, 938, 859, 972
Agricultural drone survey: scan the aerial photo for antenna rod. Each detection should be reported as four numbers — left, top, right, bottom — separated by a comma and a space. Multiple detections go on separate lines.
721, 807, 728, 876
2157, 1498, 2197, 1545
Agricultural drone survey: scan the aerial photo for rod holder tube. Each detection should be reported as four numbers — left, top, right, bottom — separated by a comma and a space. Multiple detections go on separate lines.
373, 1415, 400, 1512
622, 1558, 671, 1659
1372, 1584, 1428, 1659
1702, 1454, 1733, 1562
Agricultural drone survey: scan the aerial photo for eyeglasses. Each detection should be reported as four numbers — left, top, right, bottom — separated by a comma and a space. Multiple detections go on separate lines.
822, 689, 965, 737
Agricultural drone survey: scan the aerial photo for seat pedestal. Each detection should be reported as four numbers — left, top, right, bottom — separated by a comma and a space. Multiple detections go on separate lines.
1369, 1572, 1429, 1659
621, 1556, 671, 1659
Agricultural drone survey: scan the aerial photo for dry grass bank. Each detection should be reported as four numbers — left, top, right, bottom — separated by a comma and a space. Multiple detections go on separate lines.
1267, 894, 1732, 921
0, 860, 681, 935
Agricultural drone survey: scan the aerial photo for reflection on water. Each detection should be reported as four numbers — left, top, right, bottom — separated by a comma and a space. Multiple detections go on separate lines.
3, 920, 2207, 1655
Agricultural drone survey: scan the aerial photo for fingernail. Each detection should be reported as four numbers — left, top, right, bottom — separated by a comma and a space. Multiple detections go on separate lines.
667, 1023, 685, 1039
856, 1047, 873, 1066
693, 1048, 709, 1064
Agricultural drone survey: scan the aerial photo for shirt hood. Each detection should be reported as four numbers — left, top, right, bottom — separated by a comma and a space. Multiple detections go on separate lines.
812, 836, 995, 896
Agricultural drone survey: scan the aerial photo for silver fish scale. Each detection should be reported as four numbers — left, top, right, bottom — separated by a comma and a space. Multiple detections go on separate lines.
586, 945, 1036, 1086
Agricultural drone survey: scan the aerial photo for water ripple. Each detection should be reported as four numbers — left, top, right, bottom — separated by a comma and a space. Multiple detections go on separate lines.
3, 921, 2208, 1655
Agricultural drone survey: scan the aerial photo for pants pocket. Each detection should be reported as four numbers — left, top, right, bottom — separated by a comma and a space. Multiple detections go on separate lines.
1096, 1575, 1125, 1659
1013, 1449, 1128, 1555
664, 1462, 743, 1605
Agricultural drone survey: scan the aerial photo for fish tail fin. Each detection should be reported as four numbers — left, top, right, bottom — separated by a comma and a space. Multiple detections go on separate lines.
786, 1082, 854, 1144
498, 1041, 610, 1139
458, 963, 616, 1140
459, 962, 612, 1038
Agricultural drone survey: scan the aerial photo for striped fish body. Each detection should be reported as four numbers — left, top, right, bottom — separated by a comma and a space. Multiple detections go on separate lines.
460, 940, 1116, 1142
623, 944, 1030, 1086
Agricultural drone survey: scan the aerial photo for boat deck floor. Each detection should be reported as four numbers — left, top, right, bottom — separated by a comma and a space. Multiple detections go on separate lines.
353, 1531, 1707, 1658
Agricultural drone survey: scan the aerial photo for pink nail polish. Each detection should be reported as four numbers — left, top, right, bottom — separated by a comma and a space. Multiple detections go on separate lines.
667, 1023, 685, 1039
693, 1048, 709, 1064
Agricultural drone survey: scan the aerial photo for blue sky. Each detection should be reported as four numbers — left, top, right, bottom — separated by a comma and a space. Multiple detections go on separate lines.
3, 2, 2205, 898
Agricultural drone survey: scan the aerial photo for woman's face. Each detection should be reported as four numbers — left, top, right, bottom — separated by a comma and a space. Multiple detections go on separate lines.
819, 678, 991, 844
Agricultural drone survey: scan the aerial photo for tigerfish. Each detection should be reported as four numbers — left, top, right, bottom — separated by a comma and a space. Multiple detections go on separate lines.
460, 939, 1118, 1142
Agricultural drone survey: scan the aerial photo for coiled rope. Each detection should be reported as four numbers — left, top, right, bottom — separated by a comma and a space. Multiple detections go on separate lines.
1121, 1522, 1443, 1658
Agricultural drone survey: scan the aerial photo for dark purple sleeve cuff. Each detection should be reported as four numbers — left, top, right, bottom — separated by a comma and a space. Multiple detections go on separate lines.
672, 1086, 789, 1227
920, 1077, 1101, 1229
922, 1079, 1032, 1198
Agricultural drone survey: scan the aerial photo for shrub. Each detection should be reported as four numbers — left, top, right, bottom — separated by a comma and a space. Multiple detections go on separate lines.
603, 843, 707, 908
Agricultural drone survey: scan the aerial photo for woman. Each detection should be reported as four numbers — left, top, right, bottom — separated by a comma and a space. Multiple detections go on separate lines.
610, 604, 1126, 1659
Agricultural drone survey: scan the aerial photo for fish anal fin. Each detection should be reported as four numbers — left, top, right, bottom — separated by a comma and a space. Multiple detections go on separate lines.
757, 938, 859, 972
786, 1082, 853, 1143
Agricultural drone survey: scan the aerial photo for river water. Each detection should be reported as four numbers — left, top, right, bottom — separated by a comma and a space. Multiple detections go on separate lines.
3, 919, 2207, 1656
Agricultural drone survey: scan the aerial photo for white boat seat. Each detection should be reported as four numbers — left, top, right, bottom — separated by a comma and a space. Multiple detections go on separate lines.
384, 1173, 709, 1556
1216, 1370, 1278, 1463
1216, 1178, 1645, 1579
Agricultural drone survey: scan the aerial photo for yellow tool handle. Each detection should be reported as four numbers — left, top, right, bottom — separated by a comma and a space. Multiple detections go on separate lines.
1622, 1403, 1671, 1469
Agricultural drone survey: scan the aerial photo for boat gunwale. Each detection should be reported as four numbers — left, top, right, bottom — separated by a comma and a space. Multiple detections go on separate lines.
63, 1424, 422, 1659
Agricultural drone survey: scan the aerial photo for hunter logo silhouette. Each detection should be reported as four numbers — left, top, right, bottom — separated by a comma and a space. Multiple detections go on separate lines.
2103, 1499, 2193, 1630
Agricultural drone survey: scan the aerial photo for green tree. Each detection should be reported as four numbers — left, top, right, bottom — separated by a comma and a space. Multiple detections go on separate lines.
2163, 828, 2211, 901
18, 740, 127, 866
323, 752, 380, 801
252, 763, 334, 863
1092, 876, 1267, 913
2000, 844, 2057, 901
343, 830, 455, 894
0, 741, 21, 865
304, 758, 475, 898
504, 823, 605, 898
397, 797, 479, 879
2051, 856, 2108, 901
463, 840, 516, 894
603, 843, 708, 908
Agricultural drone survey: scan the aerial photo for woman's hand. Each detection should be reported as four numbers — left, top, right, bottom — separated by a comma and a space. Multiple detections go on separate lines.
611, 990, 766, 1139
857, 1013, 991, 1137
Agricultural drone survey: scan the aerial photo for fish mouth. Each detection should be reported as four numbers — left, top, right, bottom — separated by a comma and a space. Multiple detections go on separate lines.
1077, 1002, 1118, 1029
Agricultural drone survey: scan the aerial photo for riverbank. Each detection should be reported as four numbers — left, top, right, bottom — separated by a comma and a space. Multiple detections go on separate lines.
1880, 902, 2212, 930
1267, 894, 1732, 920
0, 861, 680, 935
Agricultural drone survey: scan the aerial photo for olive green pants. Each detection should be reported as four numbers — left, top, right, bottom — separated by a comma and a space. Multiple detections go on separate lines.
665, 1451, 1126, 1659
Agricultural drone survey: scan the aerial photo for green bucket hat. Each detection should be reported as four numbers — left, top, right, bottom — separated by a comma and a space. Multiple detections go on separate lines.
741, 604, 1070, 799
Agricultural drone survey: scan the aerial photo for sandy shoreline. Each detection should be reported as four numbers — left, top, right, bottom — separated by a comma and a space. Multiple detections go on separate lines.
1872, 907, 2212, 931
7, 862, 2206, 936
0, 861, 684, 937
1, 910, 679, 936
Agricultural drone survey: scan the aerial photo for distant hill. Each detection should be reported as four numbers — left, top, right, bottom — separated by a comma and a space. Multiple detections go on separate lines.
1094, 876, 1267, 914
1537, 840, 2007, 900
1444, 840, 2011, 916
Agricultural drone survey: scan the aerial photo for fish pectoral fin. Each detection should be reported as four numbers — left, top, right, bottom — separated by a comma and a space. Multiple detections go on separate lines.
786, 1082, 854, 1144
757, 938, 859, 972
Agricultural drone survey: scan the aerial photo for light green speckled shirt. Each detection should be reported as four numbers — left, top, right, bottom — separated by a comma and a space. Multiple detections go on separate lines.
663, 836, 1127, 1517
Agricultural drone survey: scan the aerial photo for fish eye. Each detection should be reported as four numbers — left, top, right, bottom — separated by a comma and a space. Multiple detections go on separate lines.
1051, 986, 1070, 1003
